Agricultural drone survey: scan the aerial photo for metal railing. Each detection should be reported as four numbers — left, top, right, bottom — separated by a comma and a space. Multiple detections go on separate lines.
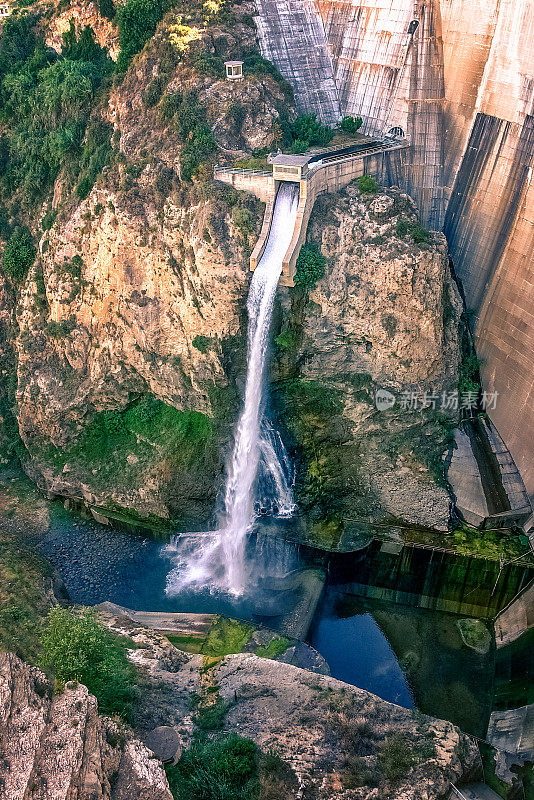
214, 166, 273, 178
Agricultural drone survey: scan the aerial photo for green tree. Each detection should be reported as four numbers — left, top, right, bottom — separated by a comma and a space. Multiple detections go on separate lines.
340, 115, 363, 134
294, 243, 326, 289
97, 0, 116, 20
40, 606, 137, 719
288, 113, 333, 151
0, 15, 37, 81
1, 226, 35, 282
116, 0, 167, 71
357, 174, 379, 194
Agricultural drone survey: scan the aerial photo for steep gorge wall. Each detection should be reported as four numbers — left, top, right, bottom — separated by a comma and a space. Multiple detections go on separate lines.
255, 0, 534, 499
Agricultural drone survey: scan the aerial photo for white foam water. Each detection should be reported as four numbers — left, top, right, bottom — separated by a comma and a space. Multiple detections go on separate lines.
164, 182, 300, 596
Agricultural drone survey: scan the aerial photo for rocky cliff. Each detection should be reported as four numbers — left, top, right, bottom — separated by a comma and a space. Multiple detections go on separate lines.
253, 0, 534, 502
0, 651, 173, 800
98, 607, 480, 800
1, 2, 293, 524
0, 1, 462, 533
275, 184, 462, 542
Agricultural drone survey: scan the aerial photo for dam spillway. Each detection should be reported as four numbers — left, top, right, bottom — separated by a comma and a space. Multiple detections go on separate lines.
252, 0, 534, 501
165, 183, 300, 596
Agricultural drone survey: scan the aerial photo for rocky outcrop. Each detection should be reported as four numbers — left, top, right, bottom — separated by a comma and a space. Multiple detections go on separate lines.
275, 185, 462, 539
43, 0, 119, 59
0, 651, 173, 800
96, 611, 480, 800
16, 180, 253, 522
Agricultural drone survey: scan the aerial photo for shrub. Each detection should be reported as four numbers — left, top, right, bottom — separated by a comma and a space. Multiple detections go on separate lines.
459, 352, 481, 395
193, 696, 229, 730
340, 115, 363, 134
288, 113, 333, 150
233, 156, 270, 171
41, 209, 58, 231
396, 217, 410, 237
192, 334, 215, 354
165, 734, 258, 800
47, 317, 76, 337
180, 125, 216, 181
142, 76, 164, 107
159, 91, 183, 121
294, 243, 326, 289
61, 22, 111, 70
77, 119, 114, 199
357, 174, 379, 194
378, 734, 415, 783
192, 53, 224, 77
396, 218, 430, 244
232, 206, 255, 238
241, 51, 292, 96
97, 0, 115, 19
0, 15, 36, 80
1, 226, 35, 282
40, 606, 137, 720
116, 0, 168, 72
410, 222, 430, 244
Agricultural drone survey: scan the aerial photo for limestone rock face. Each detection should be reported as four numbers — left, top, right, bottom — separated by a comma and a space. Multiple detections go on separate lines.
93, 612, 480, 800
9, 7, 296, 524
15, 177, 253, 521
43, 0, 119, 60
276, 186, 463, 535
0, 651, 173, 800
302, 191, 458, 388
217, 653, 479, 800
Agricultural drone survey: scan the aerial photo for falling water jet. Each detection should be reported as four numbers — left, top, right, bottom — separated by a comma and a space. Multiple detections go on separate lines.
165, 182, 300, 597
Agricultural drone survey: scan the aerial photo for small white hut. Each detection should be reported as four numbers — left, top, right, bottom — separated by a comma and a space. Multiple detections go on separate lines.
225, 61, 243, 81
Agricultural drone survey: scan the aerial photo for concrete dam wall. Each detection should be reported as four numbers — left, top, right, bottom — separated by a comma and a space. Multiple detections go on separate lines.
253, 0, 534, 499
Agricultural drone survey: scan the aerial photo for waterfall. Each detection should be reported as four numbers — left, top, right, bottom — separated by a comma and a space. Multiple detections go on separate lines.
165, 182, 300, 596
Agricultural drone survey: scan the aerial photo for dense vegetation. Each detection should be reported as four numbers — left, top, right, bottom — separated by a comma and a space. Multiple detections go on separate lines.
1, 225, 35, 283
0, 17, 113, 214
33, 394, 213, 478
286, 113, 333, 152
40, 606, 137, 719
294, 243, 326, 288
357, 174, 379, 194
340, 115, 363, 134
396, 217, 430, 244
116, 0, 168, 71
0, 538, 52, 663
166, 734, 293, 800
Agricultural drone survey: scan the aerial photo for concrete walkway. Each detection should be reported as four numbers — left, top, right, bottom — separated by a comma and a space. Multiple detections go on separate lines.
451, 783, 503, 800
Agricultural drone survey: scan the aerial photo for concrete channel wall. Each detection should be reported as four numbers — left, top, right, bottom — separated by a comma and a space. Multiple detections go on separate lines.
215, 140, 408, 284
